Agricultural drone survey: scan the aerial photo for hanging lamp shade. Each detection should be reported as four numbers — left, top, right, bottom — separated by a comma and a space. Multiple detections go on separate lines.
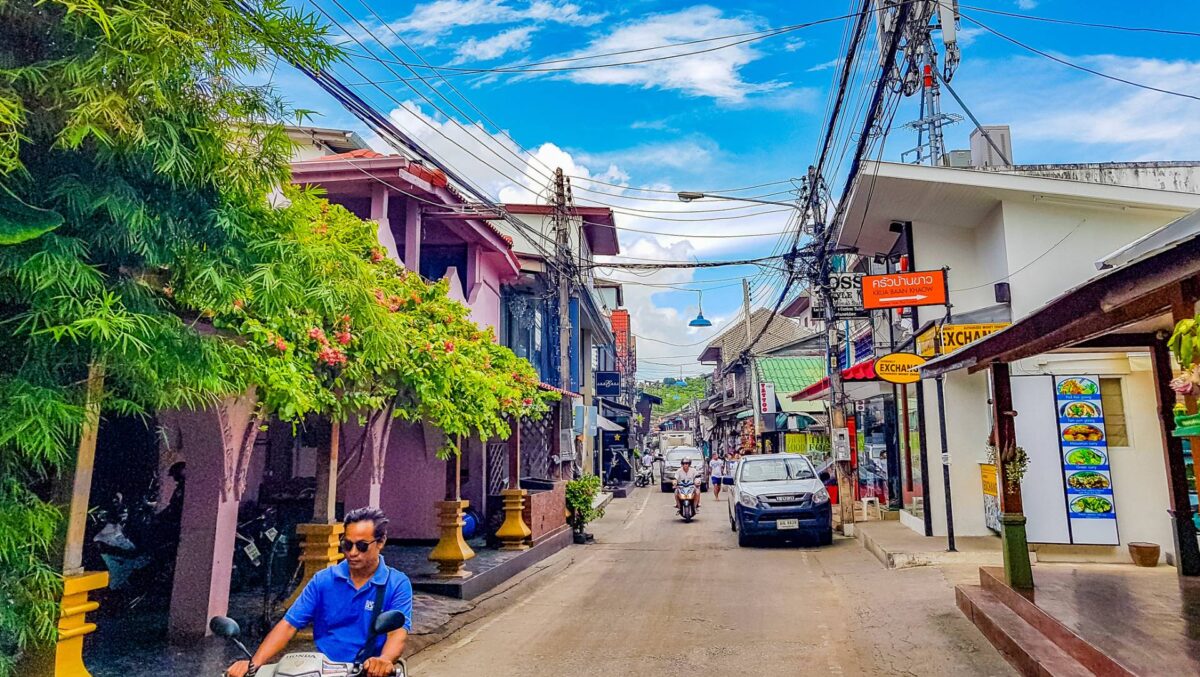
688, 289, 713, 327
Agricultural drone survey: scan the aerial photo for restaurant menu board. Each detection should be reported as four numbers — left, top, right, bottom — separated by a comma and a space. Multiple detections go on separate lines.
1055, 376, 1119, 544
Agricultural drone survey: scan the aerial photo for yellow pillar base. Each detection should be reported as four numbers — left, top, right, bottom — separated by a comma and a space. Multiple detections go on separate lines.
495, 489, 531, 551
284, 523, 345, 607
55, 571, 108, 677
428, 500, 475, 579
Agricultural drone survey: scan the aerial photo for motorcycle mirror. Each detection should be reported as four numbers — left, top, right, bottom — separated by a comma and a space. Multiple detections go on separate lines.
209, 616, 241, 638
374, 610, 407, 635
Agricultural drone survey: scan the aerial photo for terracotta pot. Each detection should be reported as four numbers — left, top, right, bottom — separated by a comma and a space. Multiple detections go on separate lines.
1128, 541, 1160, 567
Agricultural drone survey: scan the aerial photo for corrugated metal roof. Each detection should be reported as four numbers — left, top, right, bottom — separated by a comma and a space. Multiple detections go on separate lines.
755, 356, 828, 413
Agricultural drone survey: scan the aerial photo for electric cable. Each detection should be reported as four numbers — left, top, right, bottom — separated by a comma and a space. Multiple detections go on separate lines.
961, 13, 1200, 102
958, 5, 1200, 37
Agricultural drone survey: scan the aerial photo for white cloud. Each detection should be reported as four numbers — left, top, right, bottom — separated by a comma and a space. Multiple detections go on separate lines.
578, 139, 717, 171
374, 0, 604, 46
954, 55, 1200, 160
807, 57, 841, 72
381, 99, 796, 373
452, 26, 538, 63
630, 119, 672, 131
551, 5, 790, 102
783, 38, 806, 52
1016, 0, 1038, 9
955, 26, 986, 47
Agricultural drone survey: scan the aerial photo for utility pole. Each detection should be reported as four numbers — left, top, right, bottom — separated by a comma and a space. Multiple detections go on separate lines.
552, 168, 577, 475
743, 278, 761, 453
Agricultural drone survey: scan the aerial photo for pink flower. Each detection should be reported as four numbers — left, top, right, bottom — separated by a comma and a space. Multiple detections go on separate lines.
444, 341, 455, 353
337, 331, 352, 345
522, 398, 533, 406
370, 249, 384, 263
1171, 375, 1197, 396
274, 338, 287, 352
308, 327, 326, 343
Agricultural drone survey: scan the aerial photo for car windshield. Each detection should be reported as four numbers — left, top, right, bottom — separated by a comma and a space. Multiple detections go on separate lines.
739, 457, 815, 482
666, 449, 698, 462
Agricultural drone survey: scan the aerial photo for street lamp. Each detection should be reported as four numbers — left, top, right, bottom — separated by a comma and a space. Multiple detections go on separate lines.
676, 190, 801, 210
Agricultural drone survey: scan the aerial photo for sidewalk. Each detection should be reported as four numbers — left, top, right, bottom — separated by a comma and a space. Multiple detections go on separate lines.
855, 520, 1003, 570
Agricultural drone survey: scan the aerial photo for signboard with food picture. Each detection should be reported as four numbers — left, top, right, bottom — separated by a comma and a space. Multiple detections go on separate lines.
1055, 375, 1119, 544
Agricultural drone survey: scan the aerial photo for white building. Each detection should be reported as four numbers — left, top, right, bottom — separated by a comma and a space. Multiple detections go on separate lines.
841, 159, 1200, 564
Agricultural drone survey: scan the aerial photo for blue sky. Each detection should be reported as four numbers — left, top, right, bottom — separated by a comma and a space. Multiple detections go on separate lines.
276, 1, 1200, 378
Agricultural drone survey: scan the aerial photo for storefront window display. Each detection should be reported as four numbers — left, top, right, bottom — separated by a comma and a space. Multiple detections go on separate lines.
899, 385, 924, 514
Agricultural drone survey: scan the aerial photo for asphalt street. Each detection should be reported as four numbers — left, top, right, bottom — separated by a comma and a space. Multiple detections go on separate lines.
408, 487, 1016, 676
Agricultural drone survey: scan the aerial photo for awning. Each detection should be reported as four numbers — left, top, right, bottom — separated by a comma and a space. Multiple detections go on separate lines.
789, 360, 878, 402
597, 415, 624, 432
735, 409, 754, 420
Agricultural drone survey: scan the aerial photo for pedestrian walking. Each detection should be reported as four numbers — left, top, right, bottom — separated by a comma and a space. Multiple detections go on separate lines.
708, 454, 725, 499
724, 452, 740, 491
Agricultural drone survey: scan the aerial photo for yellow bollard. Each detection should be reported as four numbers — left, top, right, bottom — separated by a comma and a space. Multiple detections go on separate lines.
428, 500, 475, 578
284, 523, 344, 607
495, 489, 531, 551
55, 571, 109, 677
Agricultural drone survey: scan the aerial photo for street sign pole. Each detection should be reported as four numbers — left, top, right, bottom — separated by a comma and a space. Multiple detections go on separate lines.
934, 268, 956, 552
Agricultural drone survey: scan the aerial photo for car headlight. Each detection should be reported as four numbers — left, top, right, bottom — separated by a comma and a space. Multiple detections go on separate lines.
738, 491, 758, 509
811, 487, 830, 504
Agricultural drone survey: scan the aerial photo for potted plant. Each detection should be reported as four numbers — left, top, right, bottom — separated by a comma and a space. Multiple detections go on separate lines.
1167, 316, 1200, 436
565, 475, 604, 544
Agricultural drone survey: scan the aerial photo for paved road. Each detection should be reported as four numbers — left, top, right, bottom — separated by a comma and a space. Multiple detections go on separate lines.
409, 488, 1015, 676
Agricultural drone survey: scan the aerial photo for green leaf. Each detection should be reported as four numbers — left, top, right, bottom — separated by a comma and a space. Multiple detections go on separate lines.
0, 186, 62, 245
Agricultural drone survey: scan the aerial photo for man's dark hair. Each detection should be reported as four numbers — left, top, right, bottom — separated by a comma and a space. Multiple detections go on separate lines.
344, 507, 389, 539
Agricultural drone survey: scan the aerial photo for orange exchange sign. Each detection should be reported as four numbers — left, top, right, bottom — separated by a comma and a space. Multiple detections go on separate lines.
861, 270, 947, 310
874, 353, 926, 385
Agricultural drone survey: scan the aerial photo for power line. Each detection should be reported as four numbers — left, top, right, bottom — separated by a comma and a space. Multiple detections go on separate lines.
959, 5, 1200, 37
346, 9, 886, 79
961, 13, 1200, 102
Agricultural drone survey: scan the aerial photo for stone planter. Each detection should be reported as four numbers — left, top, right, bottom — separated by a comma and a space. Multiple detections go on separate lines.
1128, 541, 1160, 567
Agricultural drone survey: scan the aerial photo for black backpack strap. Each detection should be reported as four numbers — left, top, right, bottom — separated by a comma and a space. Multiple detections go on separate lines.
355, 570, 390, 663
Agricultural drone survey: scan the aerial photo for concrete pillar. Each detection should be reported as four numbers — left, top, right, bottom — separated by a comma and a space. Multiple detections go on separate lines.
370, 184, 400, 263
165, 389, 261, 639
404, 198, 421, 273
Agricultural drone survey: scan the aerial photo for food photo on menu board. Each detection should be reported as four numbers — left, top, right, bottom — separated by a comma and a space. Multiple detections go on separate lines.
1055, 375, 1116, 520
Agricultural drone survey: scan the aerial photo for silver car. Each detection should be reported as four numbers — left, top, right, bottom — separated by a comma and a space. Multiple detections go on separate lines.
659, 446, 708, 493
727, 453, 832, 547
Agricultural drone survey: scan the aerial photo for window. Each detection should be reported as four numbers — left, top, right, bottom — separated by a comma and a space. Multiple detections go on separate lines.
1099, 378, 1129, 447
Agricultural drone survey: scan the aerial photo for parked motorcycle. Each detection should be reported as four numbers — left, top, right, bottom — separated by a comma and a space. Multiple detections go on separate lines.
676, 480, 698, 522
634, 465, 653, 488
90, 488, 175, 608
210, 613, 409, 677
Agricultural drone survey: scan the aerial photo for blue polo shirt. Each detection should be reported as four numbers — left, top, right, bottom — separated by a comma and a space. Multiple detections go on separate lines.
284, 556, 413, 662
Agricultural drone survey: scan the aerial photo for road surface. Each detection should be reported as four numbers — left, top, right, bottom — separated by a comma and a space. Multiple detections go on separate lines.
409, 487, 1014, 676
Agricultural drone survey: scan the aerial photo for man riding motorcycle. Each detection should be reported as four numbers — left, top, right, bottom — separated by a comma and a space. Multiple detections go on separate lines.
226, 507, 413, 677
673, 458, 701, 513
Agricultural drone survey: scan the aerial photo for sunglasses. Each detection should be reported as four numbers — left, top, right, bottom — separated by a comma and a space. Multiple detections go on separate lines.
339, 538, 381, 554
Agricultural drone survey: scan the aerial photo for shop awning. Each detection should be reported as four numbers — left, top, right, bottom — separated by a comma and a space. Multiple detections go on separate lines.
789, 360, 878, 402
597, 415, 624, 432
735, 409, 754, 420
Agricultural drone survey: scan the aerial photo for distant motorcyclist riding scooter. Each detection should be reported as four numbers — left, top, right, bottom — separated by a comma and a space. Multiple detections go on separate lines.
673, 457, 700, 521
224, 507, 413, 677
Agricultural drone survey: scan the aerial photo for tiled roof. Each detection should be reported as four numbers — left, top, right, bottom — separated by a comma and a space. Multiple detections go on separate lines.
699, 308, 814, 361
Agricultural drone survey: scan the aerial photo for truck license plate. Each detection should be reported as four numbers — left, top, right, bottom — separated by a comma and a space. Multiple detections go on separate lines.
776, 519, 799, 530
